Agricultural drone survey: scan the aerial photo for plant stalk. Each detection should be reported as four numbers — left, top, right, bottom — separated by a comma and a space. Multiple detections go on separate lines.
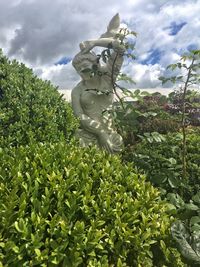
181, 56, 195, 183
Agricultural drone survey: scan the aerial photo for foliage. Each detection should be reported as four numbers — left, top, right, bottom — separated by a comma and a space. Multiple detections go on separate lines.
86, 36, 200, 265
167, 89, 200, 126
157, 50, 200, 264
159, 50, 200, 183
0, 142, 184, 267
113, 90, 180, 146
170, 192, 200, 265
0, 49, 78, 147
123, 130, 200, 201
98, 27, 179, 145
159, 50, 200, 87
123, 129, 200, 265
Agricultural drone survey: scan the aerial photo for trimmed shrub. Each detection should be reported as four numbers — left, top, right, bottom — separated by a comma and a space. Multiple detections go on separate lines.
0, 142, 184, 266
0, 49, 78, 147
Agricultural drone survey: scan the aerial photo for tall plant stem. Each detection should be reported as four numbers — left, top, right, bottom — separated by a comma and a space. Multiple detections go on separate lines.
111, 51, 126, 111
181, 56, 195, 183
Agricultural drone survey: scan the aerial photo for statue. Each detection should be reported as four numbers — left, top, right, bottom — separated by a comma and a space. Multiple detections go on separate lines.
71, 13, 124, 153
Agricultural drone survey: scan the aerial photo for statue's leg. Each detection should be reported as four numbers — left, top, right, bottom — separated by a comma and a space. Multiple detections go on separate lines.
75, 129, 98, 147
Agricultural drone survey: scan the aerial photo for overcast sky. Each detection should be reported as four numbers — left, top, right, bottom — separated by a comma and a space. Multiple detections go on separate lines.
0, 0, 199, 90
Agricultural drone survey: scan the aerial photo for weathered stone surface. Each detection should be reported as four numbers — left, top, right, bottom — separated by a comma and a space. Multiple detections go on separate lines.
71, 14, 124, 153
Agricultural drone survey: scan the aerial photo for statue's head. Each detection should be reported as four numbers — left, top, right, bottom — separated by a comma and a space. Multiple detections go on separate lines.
72, 51, 99, 80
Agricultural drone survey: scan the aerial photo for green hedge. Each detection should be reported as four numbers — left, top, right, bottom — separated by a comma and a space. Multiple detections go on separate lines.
0, 142, 184, 266
0, 49, 78, 147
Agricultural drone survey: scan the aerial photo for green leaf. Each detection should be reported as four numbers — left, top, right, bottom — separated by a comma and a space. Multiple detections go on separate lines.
130, 30, 137, 36
152, 175, 167, 185
167, 64, 178, 70
171, 221, 200, 263
35, 248, 41, 257
168, 176, 179, 188
192, 192, 200, 204
14, 220, 24, 233
167, 193, 185, 208
190, 216, 200, 225
185, 203, 199, 211
168, 158, 177, 165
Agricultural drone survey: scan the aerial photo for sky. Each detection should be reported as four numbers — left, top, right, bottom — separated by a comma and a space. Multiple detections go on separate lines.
0, 0, 199, 90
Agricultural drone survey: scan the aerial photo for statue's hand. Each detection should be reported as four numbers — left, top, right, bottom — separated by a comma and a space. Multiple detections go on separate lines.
98, 132, 112, 153
112, 39, 125, 54
98, 131, 123, 153
79, 40, 95, 51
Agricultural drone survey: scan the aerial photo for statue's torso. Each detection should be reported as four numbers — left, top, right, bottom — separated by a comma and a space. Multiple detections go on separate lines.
79, 77, 114, 122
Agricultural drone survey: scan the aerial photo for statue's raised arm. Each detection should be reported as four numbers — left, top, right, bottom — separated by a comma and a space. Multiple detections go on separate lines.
71, 13, 124, 153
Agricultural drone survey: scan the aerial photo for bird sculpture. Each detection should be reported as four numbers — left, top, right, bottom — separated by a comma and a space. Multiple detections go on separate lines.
100, 13, 120, 39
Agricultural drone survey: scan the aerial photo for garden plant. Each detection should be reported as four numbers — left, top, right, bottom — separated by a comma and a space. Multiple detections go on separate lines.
1, 33, 200, 265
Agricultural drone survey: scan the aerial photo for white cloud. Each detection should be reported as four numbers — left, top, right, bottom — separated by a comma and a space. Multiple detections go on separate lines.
37, 62, 80, 89
0, 0, 199, 89
122, 62, 165, 88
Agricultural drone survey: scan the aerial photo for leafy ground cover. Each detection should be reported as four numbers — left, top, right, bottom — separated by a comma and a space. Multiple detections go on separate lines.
116, 78, 200, 267
116, 49, 200, 266
122, 124, 200, 266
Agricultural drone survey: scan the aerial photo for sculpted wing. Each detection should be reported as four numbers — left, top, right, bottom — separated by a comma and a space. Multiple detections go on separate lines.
100, 13, 120, 38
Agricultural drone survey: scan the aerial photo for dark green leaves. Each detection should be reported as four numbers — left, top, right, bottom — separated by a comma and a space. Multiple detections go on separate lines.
171, 221, 200, 264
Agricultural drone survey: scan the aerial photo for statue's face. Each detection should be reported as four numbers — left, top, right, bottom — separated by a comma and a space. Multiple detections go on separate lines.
78, 60, 96, 81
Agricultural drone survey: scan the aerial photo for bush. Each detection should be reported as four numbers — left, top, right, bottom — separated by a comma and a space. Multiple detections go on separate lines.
122, 129, 200, 265
138, 112, 180, 135
113, 92, 180, 146
0, 142, 184, 266
167, 90, 200, 126
0, 49, 78, 147
123, 130, 200, 201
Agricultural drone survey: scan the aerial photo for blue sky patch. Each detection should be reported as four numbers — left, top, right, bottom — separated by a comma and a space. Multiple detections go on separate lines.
187, 43, 198, 51
166, 21, 187, 36
140, 48, 163, 65
176, 43, 198, 55
55, 57, 72, 65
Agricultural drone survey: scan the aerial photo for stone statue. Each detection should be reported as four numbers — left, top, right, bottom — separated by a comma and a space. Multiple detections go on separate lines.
71, 13, 124, 153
